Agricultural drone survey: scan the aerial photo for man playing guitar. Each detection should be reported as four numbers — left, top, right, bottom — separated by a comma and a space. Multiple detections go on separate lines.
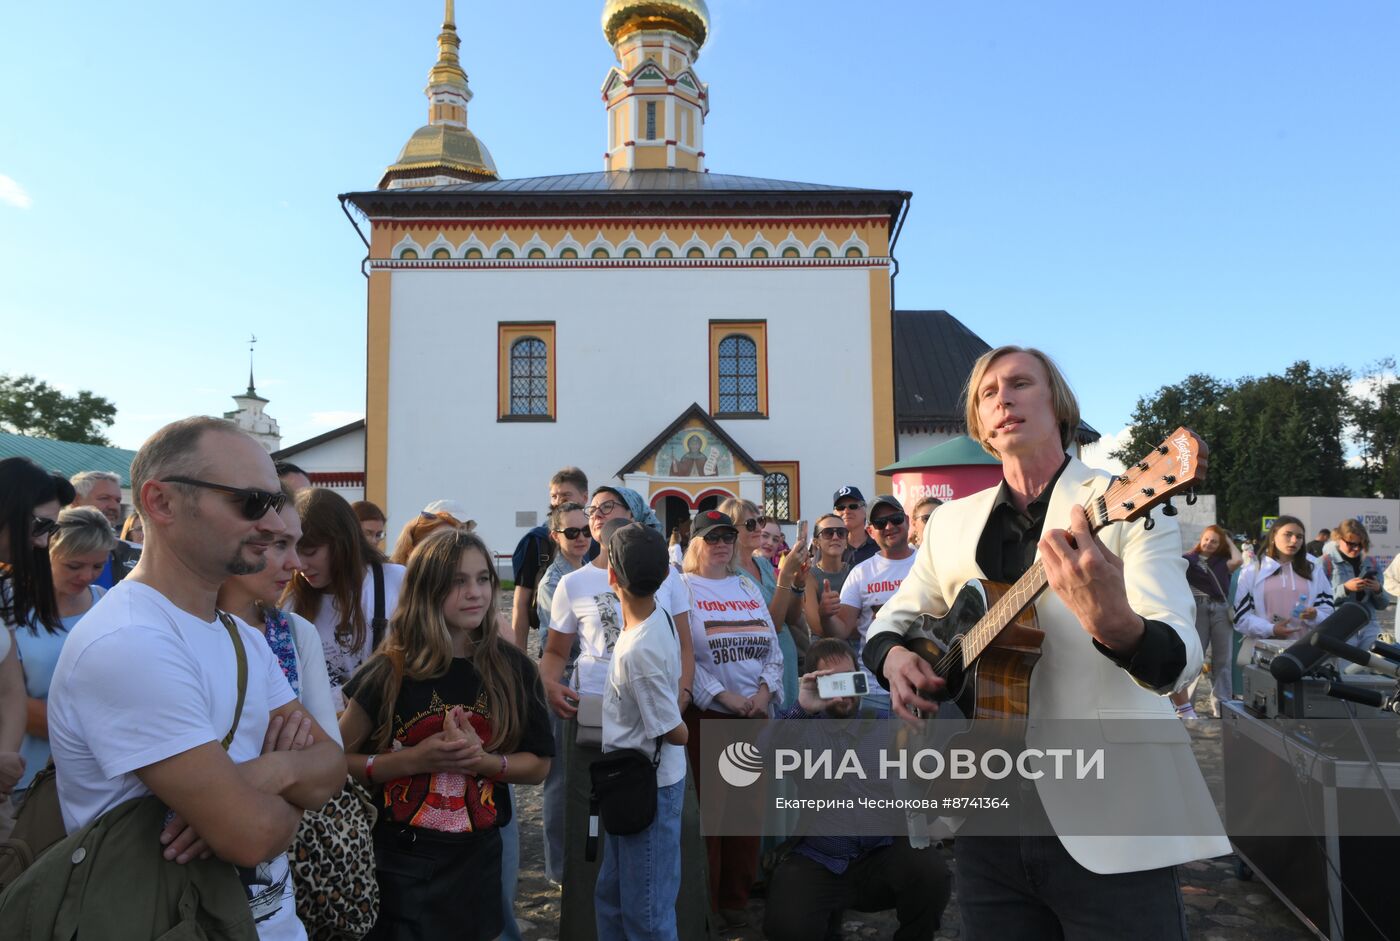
864, 346, 1228, 939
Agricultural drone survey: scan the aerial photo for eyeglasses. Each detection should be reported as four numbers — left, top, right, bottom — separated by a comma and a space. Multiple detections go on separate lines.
556, 527, 589, 540
816, 527, 848, 540
743, 516, 770, 532
584, 500, 625, 518
869, 513, 908, 530
834, 502, 865, 512
702, 531, 738, 545
31, 515, 60, 539
160, 477, 287, 520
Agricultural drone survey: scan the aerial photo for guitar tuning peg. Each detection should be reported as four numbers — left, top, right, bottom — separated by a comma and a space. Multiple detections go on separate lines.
1162, 499, 1178, 517
1185, 488, 1198, 507
1142, 513, 1155, 532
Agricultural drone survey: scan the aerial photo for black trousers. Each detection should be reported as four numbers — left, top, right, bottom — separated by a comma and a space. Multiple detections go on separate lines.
761, 838, 951, 941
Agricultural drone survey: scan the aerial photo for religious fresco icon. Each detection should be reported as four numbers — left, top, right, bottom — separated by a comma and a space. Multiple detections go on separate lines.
656, 427, 733, 477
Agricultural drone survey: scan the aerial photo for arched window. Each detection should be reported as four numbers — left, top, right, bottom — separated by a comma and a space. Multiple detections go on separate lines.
509, 337, 549, 416
763, 473, 791, 522
717, 335, 759, 413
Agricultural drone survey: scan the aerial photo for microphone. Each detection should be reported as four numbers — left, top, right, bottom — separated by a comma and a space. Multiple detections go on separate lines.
1324, 680, 1388, 710
1372, 640, 1400, 665
1311, 633, 1400, 678
1269, 602, 1371, 682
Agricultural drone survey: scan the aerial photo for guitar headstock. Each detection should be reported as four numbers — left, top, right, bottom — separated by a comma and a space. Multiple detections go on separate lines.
1092, 427, 1208, 530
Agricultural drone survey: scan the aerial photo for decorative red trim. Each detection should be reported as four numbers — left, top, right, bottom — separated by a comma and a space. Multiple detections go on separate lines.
665, 139, 678, 146
376, 258, 886, 271
649, 487, 700, 509
624, 140, 636, 147
376, 215, 889, 229
624, 79, 635, 87
694, 487, 738, 505
666, 78, 677, 85
307, 471, 365, 487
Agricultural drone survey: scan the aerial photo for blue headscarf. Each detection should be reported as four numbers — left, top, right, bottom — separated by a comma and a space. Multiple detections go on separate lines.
596, 485, 663, 535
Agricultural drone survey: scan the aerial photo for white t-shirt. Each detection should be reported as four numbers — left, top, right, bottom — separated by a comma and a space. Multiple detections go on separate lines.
305, 563, 405, 706
604, 607, 686, 788
840, 551, 917, 692
682, 573, 784, 712
47, 580, 305, 941
549, 563, 689, 698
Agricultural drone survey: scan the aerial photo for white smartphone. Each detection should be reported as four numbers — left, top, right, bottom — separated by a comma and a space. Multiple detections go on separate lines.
816, 671, 870, 699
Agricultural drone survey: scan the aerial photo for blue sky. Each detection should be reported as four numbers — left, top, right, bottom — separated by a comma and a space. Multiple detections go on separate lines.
2, 1, 1396, 459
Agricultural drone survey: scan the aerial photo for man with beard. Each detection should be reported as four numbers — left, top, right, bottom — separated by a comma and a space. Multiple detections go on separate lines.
761, 638, 951, 941
48, 417, 345, 940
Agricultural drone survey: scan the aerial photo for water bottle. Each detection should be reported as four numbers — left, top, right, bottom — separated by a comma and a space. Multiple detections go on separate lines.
1290, 593, 1308, 619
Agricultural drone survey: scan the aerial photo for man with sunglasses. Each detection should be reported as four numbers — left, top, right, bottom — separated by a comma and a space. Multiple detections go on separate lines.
510, 467, 590, 651
47, 417, 345, 940
820, 496, 915, 716
833, 486, 879, 567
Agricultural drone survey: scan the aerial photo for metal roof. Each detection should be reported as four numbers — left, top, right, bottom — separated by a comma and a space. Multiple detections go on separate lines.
891, 310, 1100, 444
879, 435, 1001, 475
342, 170, 910, 222
0, 431, 136, 486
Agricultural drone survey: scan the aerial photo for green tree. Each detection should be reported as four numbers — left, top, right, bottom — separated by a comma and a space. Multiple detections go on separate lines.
0, 374, 117, 445
1349, 358, 1400, 498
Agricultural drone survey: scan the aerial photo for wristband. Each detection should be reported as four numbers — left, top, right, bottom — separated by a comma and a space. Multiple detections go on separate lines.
364, 753, 377, 783
497, 753, 508, 780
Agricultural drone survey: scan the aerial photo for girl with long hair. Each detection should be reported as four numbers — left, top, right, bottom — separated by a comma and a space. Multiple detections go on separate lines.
0, 458, 74, 812
1324, 519, 1392, 667
340, 528, 552, 941
14, 507, 114, 795
1234, 515, 1334, 643
283, 488, 405, 704
1170, 525, 1243, 718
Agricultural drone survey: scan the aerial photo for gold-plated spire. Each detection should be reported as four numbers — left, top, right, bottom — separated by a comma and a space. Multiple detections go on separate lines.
427, 0, 469, 93
602, 0, 710, 50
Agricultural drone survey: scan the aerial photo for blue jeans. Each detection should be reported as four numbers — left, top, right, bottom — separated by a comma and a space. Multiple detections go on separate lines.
542, 709, 568, 882
500, 787, 521, 941
595, 779, 684, 941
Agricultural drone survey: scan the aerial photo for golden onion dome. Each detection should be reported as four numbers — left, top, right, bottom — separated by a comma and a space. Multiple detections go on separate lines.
601, 0, 709, 49
379, 124, 499, 187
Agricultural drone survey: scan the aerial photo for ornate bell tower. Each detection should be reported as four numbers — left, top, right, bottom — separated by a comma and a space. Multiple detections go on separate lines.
600, 0, 710, 172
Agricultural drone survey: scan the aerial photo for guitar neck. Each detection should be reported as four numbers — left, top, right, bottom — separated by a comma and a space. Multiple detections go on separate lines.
960, 559, 1050, 665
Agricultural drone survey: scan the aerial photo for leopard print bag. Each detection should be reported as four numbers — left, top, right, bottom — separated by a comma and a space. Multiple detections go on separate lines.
290, 776, 379, 940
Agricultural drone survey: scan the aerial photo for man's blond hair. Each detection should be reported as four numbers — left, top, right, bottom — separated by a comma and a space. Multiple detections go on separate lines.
963, 346, 1080, 457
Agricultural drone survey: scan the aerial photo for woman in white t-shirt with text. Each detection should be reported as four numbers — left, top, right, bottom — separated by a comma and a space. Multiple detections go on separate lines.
281, 488, 404, 708
680, 509, 784, 924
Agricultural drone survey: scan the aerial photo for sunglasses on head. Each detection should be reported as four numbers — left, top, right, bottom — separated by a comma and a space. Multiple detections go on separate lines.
31, 515, 60, 539
743, 516, 770, 532
816, 526, 848, 539
161, 476, 287, 521
869, 512, 907, 530
556, 526, 589, 540
703, 531, 738, 545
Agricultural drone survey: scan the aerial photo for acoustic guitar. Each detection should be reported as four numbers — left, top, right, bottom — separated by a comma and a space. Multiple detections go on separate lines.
903, 428, 1208, 724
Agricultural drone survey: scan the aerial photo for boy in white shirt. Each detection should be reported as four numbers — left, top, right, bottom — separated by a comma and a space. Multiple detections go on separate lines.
595, 520, 689, 941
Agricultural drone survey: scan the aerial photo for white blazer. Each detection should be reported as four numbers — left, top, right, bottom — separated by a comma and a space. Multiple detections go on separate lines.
869, 456, 1229, 874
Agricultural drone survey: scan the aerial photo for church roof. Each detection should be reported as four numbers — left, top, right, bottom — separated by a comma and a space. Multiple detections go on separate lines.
0, 431, 136, 487
892, 310, 1100, 444
616, 403, 765, 478
343, 170, 909, 223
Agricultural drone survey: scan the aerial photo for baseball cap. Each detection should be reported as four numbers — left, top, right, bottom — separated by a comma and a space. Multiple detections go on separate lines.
833, 486, 866, 507
868, 495, 904, 518
691, 509, 738, 539
603, 519, 669, 596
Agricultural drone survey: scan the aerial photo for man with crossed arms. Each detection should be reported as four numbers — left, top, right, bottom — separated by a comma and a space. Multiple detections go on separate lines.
864, 346, 1227, 939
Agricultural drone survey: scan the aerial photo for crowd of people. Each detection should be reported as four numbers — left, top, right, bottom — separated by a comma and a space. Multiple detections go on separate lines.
1, 344, 1397, 940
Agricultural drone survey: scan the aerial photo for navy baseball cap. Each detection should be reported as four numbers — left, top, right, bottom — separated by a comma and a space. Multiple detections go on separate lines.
602, 519, 669, 596
833, 486, 866, 507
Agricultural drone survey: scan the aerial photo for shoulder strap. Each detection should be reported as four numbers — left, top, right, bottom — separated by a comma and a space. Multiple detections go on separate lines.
370, 561, 388, 650
652, 609, 678, 768
215, 612, 248, 751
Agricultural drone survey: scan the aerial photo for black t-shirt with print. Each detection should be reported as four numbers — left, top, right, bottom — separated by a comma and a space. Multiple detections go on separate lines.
345, 643, 554, 833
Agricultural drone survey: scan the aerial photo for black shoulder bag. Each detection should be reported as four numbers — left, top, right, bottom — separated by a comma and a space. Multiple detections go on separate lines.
369, 561, 388, 652
585, 611, 677, 858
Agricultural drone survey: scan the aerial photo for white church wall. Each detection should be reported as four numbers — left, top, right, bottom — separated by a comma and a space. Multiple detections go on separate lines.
383, 266, 882, 555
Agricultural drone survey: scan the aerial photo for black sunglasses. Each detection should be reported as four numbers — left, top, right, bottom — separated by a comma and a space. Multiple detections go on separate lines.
870, 512, 907, 530
161, 477, 287, 520
743, 516, 771, 532
703, 531, 739, 545
816, 526, 848, 539
31, 515, 60, 539
555, 527, 589, 540
835, 502, 865, 512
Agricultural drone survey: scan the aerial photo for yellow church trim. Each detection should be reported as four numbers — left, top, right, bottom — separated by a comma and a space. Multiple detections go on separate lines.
365, 269, 392, 510
867, 268, 894, 495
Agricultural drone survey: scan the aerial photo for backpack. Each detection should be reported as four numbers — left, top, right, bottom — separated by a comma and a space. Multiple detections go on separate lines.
0, 763, 64, 891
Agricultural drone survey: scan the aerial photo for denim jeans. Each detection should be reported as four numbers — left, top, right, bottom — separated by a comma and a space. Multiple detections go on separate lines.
500, 787, 521, 941
594, 779, 684, 941
542, 709, 568, 883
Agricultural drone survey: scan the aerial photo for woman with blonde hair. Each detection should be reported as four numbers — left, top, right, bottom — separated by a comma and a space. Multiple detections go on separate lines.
1170, 525, 1243, 718
1324, 519, 1391, 667
340, 528, 552, 940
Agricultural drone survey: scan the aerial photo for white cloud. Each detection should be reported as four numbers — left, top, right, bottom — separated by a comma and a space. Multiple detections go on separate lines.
309, 410, 364, 428
0, 174, 33, 209
1080, 426, 1131, 474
